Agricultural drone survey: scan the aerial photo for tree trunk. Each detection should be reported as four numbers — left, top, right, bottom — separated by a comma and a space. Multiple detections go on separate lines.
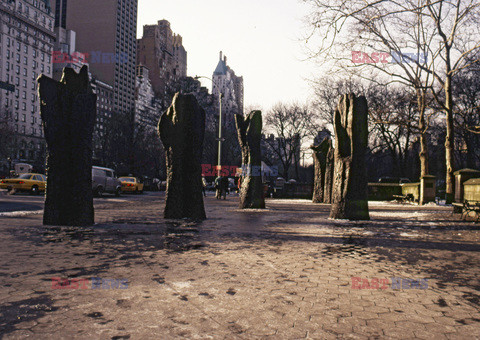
158, 93, 206, 220
330, 93, 370, 220
324, 144, 335, 204
311, 137, 331, 203
444, 77, 455, 204
294, 144, 300, 181
235, 111, 266, 209
38, 66, 96, 226
417, 89, 429, 178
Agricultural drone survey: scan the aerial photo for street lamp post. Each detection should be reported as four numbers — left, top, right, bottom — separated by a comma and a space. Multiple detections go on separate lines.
195, 75, 223, 177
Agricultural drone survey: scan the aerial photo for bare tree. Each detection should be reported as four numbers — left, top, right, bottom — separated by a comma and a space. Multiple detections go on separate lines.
453, 60, 480, 168
425, 0, 480, 201
304, 0, 480, 201
367, 85, 422, 178
264, 103, 320, 179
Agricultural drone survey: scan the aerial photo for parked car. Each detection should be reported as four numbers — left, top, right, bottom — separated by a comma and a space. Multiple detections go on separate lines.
92, 166, 122, 197
119, 177, 144, 194
0, 173, 46, 194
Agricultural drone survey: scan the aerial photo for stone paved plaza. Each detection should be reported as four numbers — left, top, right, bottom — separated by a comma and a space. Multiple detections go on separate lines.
0, 192, 479, 339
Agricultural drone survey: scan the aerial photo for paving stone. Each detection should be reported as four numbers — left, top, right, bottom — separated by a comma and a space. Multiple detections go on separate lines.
0, 193, 479, 338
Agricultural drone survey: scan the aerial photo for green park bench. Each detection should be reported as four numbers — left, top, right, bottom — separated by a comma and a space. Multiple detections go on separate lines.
393, 194, 414, 203
452, 200, 480, 222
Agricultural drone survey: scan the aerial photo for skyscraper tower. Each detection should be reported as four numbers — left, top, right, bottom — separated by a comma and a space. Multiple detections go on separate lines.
212, 51, 244, 129
50, 0, 138, 115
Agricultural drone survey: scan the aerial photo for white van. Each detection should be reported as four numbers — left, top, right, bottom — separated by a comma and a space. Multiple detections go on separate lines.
92, 166, 122, 197
14, 163, 33, 175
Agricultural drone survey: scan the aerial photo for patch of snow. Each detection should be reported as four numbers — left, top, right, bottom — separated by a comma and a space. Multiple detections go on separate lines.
171, 281, 191, 290
0, 210, 43, 217
399, 232, 419, 237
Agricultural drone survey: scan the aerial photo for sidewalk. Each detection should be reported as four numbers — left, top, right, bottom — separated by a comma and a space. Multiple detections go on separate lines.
0, 195, 479, 339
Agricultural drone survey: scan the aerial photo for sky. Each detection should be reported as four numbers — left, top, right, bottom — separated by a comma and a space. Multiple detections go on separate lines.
137, 0, 316, 113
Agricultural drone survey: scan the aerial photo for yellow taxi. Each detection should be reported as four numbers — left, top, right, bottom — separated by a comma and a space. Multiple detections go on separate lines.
119, 177, 144, 194
0, 173, 46, 194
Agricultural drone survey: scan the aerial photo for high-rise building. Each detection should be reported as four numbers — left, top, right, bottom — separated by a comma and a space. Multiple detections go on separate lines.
212, 51, 244, 129
173, 34, 187, 79
0, 0, 55, 167
90, 76, 114, 162
50, 0, 138, 115
136, 19, 187, 100
134, 64, 160, 131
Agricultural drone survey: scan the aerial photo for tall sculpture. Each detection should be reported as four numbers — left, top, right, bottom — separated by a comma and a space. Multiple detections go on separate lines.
159, 93, 206, 220
311, 137, 332, 203
235, 111, 265, 209
324, 144, 335, 204
38, 66, 96, 226
330, 93, 370, 220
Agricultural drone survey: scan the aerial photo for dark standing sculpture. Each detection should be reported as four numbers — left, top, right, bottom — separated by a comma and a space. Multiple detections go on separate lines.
330, 93, 370, 220
311, 137, 332, 203
159, 93, 206, 220
324, 144, 335, 204
235, 111, 265, 209
38, 66, 96, 226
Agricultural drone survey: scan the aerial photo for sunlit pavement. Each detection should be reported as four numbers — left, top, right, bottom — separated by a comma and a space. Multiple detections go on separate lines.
0, 193, 479, 339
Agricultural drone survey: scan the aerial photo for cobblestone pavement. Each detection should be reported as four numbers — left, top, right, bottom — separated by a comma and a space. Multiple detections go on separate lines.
0, 192, 479, 339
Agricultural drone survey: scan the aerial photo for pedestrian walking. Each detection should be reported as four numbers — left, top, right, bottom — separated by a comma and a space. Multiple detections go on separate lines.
202, 176, 207, 197
215, 176, 222, 199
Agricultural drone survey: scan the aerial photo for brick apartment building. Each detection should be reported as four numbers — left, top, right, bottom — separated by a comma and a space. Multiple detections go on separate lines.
136, 19, 187, 103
